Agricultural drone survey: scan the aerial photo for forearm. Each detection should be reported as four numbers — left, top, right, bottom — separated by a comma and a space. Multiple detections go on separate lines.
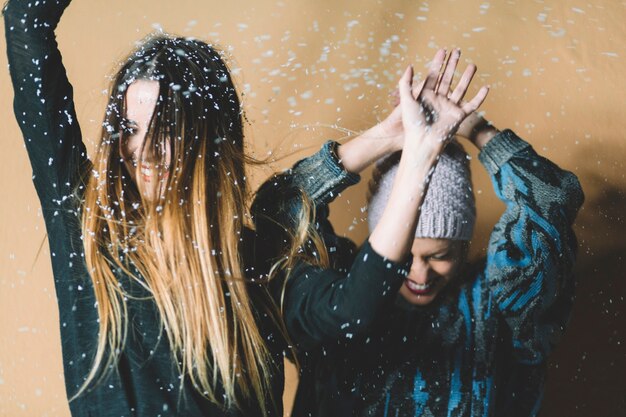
280, 240, 410, 350
5, 0, 87, 203
480, 130, 583, 217
3, 0, 71, 24
368, 138, 440, 261
288, 141, 361, 207
482, 130, 584, 290
481, 130, 584, 361
336, 124, 399, 174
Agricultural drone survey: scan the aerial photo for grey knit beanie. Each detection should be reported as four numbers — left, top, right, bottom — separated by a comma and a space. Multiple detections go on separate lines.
367, 141, 476, 240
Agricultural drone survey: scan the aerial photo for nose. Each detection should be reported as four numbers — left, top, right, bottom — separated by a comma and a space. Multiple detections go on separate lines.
408, 259, 430, 284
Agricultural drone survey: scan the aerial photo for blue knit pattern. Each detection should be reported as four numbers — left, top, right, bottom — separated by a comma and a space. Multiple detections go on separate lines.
354, 131, 583, 417
294, 131, 583, 417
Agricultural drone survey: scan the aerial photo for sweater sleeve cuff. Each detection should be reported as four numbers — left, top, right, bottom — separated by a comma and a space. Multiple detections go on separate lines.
291, 141, 361, 206
478, 129, 531, 175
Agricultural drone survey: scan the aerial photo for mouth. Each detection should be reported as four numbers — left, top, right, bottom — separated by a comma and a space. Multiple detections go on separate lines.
404, 279, 435, 296
139, 166, 170, 183
140, 166, 152, 182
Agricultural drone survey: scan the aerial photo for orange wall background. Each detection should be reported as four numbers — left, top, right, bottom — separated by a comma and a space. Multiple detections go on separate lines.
1, 0, 624, 416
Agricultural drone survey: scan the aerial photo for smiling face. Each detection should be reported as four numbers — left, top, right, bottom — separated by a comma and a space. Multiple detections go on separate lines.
399, 238, 468, 306
120, 79, 170, 202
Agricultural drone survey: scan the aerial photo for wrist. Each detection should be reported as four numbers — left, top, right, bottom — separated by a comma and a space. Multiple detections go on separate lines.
365, 122, 402, 152
472, 125, 499, 149
397, 140, 440, 177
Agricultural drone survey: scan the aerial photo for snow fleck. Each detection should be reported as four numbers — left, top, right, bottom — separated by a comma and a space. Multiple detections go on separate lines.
549, 28, 566, 37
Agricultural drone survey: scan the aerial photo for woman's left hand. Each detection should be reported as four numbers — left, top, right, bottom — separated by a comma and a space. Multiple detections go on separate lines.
399, 49, 489, 152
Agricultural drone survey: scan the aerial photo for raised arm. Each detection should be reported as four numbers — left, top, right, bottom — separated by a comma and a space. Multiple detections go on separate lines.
252, 51, 488, 351
334, 49, 447, 174
252, 146, 411, 351
4, 0, 88, 208
477, 129, 584, 364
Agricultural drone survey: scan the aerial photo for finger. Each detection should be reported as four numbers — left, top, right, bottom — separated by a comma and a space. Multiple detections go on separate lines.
422, 48, 447, 91
436, 48, 461, 96
389, 88, 401, 107
449, 63, 477, 104
411, 79, 426, 100
400, 65, 426, 127
462, 85, 490, 114
398, 65, 415, 105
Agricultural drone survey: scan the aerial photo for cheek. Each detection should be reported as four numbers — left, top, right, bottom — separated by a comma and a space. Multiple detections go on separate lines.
164, 146, 172, 167
431, 261, 461, 281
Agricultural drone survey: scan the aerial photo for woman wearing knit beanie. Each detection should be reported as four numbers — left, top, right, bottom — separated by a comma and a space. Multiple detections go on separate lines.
262, 51, 583, 417
253, 49, 491, 416
279, 52, 584, 416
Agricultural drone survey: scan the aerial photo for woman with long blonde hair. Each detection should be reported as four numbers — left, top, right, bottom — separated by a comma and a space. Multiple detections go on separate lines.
5, 0, 488, 415
5, 0, 283, 415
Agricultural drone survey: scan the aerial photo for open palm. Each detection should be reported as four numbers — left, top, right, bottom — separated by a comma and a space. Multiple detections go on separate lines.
399, 49, 489, 149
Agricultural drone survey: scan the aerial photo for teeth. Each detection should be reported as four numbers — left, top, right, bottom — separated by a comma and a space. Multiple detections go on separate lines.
406, 280, 431, 291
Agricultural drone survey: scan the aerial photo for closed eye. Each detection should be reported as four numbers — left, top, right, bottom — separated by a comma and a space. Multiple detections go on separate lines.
121, 118, 139, 136
428, 252, 452, 261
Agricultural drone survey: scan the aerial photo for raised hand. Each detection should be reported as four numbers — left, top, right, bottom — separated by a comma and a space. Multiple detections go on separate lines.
335, 49, 487, 175
399, 49, 489, 152
377, 49, 447, 151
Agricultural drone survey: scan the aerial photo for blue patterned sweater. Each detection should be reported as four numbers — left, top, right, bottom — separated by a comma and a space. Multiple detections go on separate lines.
287, 131, 584, 417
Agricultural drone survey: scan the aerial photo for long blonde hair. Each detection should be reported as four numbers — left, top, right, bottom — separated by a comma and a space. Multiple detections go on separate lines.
79, 35, 275, 413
